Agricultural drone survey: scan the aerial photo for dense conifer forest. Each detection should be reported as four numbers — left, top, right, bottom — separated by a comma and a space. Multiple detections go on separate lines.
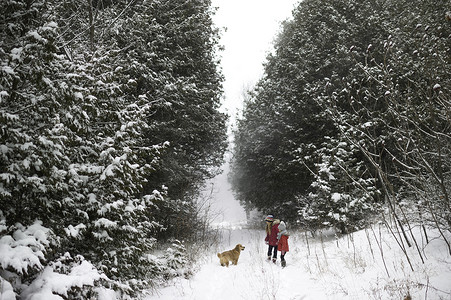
231, 0, 450, 238
1, 0, 449, 298
1, 0, 227, 297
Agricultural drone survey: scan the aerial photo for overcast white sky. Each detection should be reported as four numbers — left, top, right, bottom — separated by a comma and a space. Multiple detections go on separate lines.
206, 0, 298, 224
212, 0, 298, 122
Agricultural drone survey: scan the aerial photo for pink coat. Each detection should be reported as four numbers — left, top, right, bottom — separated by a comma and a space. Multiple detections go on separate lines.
265, 223, 279, 246
278, 235, 289, 252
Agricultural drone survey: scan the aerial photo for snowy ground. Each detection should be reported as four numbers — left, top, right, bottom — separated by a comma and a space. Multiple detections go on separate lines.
145, 223, 451, 300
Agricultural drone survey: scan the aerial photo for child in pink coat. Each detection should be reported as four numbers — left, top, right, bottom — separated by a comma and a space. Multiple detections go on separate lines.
277, 221, 289, 267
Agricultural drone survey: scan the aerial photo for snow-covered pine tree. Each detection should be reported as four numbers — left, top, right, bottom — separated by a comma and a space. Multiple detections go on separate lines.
232, 0, 448, 235
1, 0, 168, 296
1, 0, 227, 297
300, 136, 380, 233
231, 0, 383, 224
0, 0, 72, 231
139, 0, 228, 240
0, 0, 108, 296
332, 0, 451, 234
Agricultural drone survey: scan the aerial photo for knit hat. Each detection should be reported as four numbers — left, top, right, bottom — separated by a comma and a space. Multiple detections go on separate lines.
277, 221, 288, 240
265, 215, 274, 222
278, 221, 286, 231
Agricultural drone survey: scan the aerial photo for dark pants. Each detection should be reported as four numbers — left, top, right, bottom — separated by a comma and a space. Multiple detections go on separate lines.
280, 252, 286, 261
267, 245, 278, 258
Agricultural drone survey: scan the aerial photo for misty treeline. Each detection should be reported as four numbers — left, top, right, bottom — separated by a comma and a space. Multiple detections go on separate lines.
232, 0, 450, 243
1, 0, 227, 297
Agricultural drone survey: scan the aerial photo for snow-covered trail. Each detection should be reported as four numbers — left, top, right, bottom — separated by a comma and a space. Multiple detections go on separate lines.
145, 227, 328, 300
144, 224, 451, 300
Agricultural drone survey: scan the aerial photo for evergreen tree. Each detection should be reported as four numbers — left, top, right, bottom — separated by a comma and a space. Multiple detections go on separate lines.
231, 0, 383, 226
231, 0, 450, 234
1, 0, 227, 296
140, 0, 228, 240
301, 136, 380, 233
331, 0, 451, 232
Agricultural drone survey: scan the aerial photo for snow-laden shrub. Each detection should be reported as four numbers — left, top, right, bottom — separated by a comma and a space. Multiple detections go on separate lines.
0, 220, 51, 277
21, 254, 110, 300
161, 240, 190, 279
151, 240, 191, 282
0, 275, 15, 300
1, 0, 226, 297
0, 219, 114, 300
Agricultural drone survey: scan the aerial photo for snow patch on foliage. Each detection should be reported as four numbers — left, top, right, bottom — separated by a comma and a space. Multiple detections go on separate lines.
94, 218, 118, 228
27, 31, 45, 42
2, 66, 14, 75
0, 221, 51, 275
64, 224, 86, 238
10, 47, 22, 61
331, 192, 341, 202
21, 260, 108, 300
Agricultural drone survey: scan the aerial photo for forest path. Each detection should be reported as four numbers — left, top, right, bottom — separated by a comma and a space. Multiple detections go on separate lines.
145, 226, 328, 300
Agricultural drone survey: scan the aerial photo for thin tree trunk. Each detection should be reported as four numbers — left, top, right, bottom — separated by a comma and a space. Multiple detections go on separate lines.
88, 0, 94, 52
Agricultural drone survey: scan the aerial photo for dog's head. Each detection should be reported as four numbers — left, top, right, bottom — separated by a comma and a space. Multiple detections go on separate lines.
235, 244, 245, 252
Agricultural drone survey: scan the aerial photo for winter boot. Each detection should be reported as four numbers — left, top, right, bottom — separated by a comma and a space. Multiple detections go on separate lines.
267, 256, 271, 261
281, 259, 286, 268
272, 257, 276, 264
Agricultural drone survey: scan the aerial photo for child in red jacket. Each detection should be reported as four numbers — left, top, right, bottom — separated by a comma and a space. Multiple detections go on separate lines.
277, 221, 289, 267
264, 215, 280, 263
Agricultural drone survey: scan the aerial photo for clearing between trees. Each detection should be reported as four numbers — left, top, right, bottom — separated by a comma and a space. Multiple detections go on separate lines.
145, 223, 451, 300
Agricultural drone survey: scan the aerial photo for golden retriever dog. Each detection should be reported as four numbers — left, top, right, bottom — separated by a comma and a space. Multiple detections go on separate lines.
217, 244, 245, 267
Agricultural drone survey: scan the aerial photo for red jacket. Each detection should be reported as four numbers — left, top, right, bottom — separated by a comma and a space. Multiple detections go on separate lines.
265, 222, 279, 246
278, 235, 289, 252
